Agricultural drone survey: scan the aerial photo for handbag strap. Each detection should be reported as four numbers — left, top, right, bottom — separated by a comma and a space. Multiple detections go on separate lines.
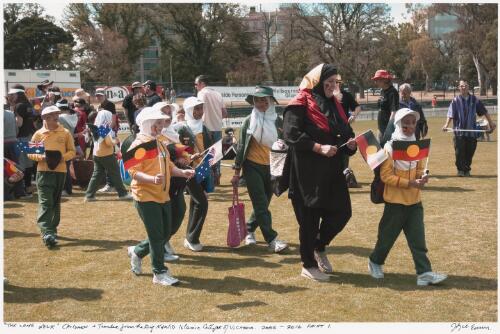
232, 186, 239, 206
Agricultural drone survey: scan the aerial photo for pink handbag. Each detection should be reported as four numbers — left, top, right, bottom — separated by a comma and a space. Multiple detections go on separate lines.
227, 186, 246, 248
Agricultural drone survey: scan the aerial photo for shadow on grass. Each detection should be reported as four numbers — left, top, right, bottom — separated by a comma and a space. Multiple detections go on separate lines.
4, 230, 39, 239
176, 275, 308, 296
217, 300, 268, 311
176, 252, 282, 271
3, 202, 24, 208
4, 283, 103, 303
330, 245, 372, 257
3, 213, 23, 219
329, 271, 497, 291
57, 236, 141, 252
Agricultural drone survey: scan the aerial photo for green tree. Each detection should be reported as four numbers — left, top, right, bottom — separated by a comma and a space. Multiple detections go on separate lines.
432, 3, 498, 95
148, 3, 259, 84
62, 3, 152, 82
293, 3, 392, 98
4, 14, 75, 69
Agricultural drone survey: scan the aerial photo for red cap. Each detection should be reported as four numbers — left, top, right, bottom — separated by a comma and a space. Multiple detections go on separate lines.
371, 70, 393, 80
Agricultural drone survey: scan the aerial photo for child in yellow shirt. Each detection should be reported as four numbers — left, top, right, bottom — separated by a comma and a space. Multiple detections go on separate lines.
368, 108, 447, 286
27, 106, 76, 248
126, 107, 194, 286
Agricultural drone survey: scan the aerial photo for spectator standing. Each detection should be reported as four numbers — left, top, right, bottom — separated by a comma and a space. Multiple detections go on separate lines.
56, 99, 78, 196
143, 80, 162, 107
399, 83, 428, 140
194, 75, 227, 185
442, 80, 496, 176
122, 81, 143, 130
170, 88, 176, 103
8, 86, 36, 195
372, 69, 399, 142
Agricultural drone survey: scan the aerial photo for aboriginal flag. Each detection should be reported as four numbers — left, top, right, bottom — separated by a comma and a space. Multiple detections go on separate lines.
4, 158, 21, 177
392, 139, 431, 161
355, 130, 387, 170
123, 140, 158, 170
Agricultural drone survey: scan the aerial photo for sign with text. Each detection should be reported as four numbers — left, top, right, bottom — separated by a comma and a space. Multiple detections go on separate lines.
211, 86, 299, 102
102, 86, 129, 102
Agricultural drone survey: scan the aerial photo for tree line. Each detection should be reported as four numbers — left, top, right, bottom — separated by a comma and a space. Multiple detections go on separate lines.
4, 3, 497, 97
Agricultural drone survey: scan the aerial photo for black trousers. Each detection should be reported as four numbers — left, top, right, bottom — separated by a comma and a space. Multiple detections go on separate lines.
454, 136, 477, 172
185, 178, 208, 244
291, 197, 351, 269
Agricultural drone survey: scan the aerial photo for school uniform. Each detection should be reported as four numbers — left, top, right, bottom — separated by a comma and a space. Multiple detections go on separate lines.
369, 154, 432, 274
28, 124, 76, 239
128, 134, 175, 274
234, 116, 283, 243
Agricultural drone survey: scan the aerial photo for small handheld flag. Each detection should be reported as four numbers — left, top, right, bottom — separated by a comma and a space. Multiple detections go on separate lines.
123, 140, 158, 170
194, 151, 215, 193
355, 130, 387, 170
17, 141, 45, 154
392, 139, 431, 161
4, 158, 22, 177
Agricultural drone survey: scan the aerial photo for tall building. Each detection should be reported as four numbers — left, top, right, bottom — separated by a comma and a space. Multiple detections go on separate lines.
427, 13, 460, 39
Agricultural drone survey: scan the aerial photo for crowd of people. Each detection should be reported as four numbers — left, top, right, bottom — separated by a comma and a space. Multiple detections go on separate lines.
3, 65, 496, 286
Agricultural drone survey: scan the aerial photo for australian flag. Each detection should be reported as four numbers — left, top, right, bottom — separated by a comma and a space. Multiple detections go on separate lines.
17, 141, 45, 154
195, 148, 215, 193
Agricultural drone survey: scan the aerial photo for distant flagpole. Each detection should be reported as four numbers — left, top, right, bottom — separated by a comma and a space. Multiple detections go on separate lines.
156, 139, 166, 190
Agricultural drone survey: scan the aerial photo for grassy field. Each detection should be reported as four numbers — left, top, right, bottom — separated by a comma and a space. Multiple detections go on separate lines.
3, 117, 497, 322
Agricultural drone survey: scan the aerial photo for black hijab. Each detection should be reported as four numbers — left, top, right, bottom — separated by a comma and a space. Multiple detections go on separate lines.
311, 64, 352, 141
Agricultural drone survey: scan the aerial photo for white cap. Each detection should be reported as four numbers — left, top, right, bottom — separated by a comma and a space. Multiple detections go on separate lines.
7, 88, 25, 94
135, 107, 169, 128
153, 101, 175, 114
41, 105, 61, 116
183, 96, 204, 111
95, 88, 106, 96
394, 108, 420, 124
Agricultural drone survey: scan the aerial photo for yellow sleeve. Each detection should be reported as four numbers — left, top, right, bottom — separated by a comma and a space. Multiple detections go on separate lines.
380, 156, 409, 188
63, 132, 76, 161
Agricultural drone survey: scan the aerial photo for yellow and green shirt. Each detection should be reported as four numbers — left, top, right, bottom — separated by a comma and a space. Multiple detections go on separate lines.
128, 134, 174, 203
27, 124, 76, 173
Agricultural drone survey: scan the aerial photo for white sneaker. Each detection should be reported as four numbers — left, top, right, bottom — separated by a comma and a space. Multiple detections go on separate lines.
417, 271, 448, 286
153, 271, 180, 286
245, 232, 257, 245
164, 242, 179, 262
165, 241, 176, 254
98, 185, 115, 193
268, 238, 288, 253
118, 193, 133, 200
127, 246, 142, 275
314, 250, 333, 274
368, 259, 384, 279
84, 197, 96, 203
301, 267, 330, 282
183, 239, 203, 252
61, 190, 70, 197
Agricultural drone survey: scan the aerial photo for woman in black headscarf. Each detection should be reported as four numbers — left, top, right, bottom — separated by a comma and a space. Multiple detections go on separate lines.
283, 64, 357, 282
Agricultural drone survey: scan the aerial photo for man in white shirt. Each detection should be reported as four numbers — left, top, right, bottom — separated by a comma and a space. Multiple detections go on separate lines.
194, 75, 227, 185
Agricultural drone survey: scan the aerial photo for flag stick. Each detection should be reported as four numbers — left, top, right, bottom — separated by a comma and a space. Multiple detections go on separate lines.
156, 139, 166, 190
338, 131, 368, 148
444, 128, 487, 133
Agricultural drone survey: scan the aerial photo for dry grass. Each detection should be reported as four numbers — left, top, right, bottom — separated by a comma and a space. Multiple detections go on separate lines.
3, 117, 497, 322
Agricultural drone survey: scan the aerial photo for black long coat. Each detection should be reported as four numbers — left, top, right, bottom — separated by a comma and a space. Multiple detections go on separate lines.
283, 105, 356, 210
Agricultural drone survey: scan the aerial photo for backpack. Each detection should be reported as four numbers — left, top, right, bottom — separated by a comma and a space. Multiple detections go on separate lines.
370, 166, 385, 204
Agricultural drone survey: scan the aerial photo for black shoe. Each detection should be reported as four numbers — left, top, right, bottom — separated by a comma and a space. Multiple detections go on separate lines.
457, 170, 465, 177
464, 171, 471, 177
43, 234, 58, 248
